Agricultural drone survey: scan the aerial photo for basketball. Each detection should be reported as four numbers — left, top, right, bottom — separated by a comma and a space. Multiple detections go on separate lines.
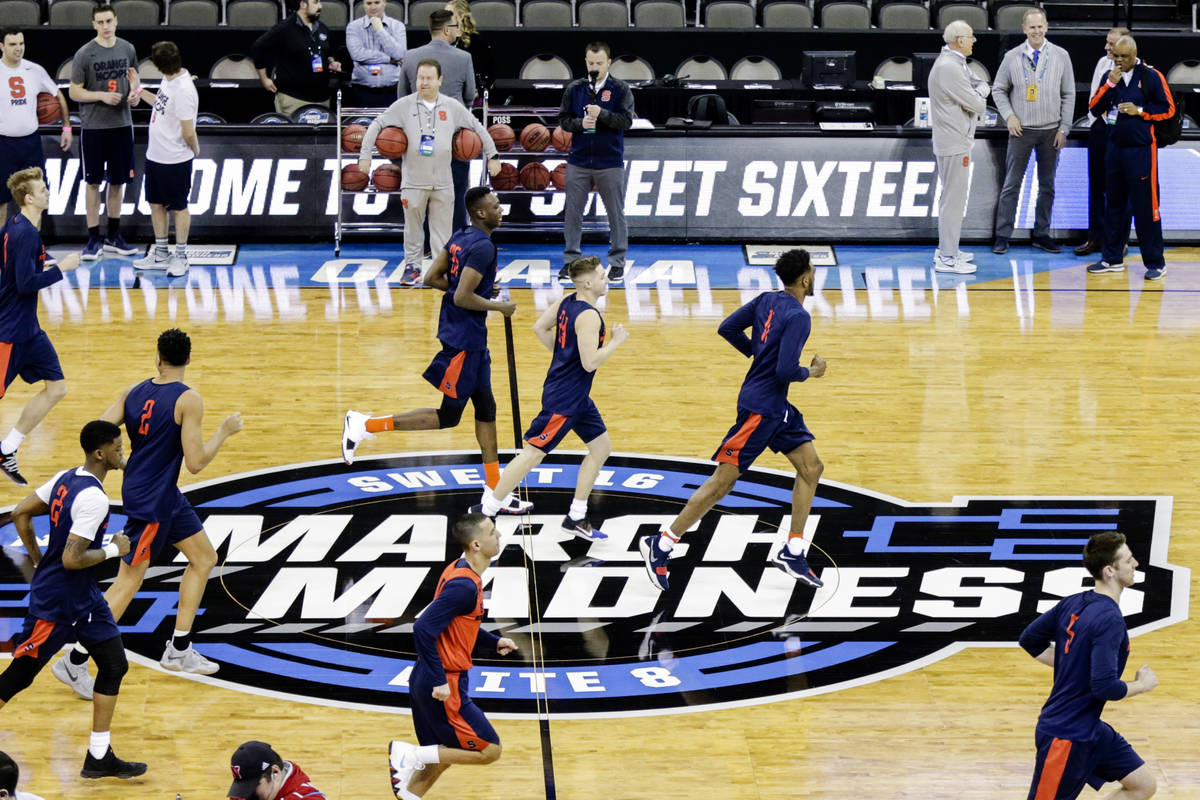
519, 161, 551, 191
341, 124, 367, 154
491, 162, 519, 190
375, 126, 407, 158
36, 93, 61, 125
452, 128, 483, 161
551, 163, 567, 191
372, 164, 403, 192
519, 123, 551, 152
488, 123, 516, 151
550, 125, 572, 153
340, 164, 368, 191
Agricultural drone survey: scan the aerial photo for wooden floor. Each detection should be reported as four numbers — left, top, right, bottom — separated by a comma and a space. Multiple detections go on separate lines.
2, 253, 1198, 799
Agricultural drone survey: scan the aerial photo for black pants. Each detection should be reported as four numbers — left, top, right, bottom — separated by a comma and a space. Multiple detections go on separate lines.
1102, 142, 1165, 269
347, 84, 398, 108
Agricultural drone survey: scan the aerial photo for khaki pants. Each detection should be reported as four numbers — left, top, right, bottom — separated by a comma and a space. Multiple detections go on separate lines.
402, 186, 453, 269
274, 92, 328, 118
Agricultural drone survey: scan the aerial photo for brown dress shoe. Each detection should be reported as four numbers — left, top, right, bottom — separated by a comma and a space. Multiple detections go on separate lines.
1074, 240, 1101, 256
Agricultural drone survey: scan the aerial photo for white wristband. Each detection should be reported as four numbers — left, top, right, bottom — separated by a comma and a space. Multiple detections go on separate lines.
102, 542, 120, 559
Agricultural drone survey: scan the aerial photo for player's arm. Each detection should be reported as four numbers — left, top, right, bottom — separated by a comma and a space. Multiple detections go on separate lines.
99, 384, 136, 427
61, 490, 130, 569
177, 390, 243, 475
1018, 606, 1058, 667
69, 80, 119, 105
424, 248, 450, 290
10, 235, 63, 295
1090, 620, 1157, 699
180, 118, 199, 158
575, 309, 628, 372
532, 296, 564, 352
413, 578, 477, 695
453, 263, 514, 316
11, 491, 50, 567
775, 314, 817, 383
716, 300, 756, 358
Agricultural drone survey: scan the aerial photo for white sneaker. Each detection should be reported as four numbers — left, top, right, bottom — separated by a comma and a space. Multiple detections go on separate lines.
51, 655, 95, 700
935, 248, 974, 262
342, 410, 375, 465
388, 740, 425, 800
160, 642, 219, 675
165, 253, 189, 277
133, 251, 170, 269
933, 254, 977, 274
497, 492, 534, 515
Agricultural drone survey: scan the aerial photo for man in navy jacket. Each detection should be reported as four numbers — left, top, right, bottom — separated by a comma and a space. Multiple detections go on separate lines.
1085, 35, 1174, 281
557, 42, 634, 284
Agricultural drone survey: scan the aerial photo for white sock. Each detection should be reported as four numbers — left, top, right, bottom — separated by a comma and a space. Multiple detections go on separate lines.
786, 536, 806, 555
175, 241, 188, 258
568, 498, 588, 521
479, 487, 502, 517
154, 237, 169, 258
1, 429, 26, 455
89, 730, 111, 759
657, 531, 675, 552
414, 745, 440, 764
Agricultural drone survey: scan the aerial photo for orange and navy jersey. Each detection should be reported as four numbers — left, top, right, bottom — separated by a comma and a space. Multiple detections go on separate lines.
121, 378, 190, 521
27, 468, 110, 624
718, 291, 812, 416
1019, 591, 1131, 741
1088, 60, 1174, 148
437, 226, 498, 352
414, 558, 501, 681
0, 214, 62, 343
540, 292, 605, 415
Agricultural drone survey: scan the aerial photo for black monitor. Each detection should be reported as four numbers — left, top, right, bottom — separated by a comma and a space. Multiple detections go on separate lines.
803, 50, 856, 90
912, 52, 941, 93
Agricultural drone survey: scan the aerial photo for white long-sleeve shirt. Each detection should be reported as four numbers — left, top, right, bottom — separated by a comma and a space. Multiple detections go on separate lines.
360, 92, 496, 189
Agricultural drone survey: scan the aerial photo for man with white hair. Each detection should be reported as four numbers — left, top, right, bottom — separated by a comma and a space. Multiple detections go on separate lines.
929, 20, 989, 274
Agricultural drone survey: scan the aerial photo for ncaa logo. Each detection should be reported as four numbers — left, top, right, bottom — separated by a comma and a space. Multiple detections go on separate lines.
3, 452, 1184, 719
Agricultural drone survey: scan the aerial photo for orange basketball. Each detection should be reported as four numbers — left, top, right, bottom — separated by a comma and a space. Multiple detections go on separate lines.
452, 128, 482, 161
341, 123, 367, 154
550, 125, 572, 153
375, 125, 408, 158
491, 162, 519, 190
341, 164, 368, 191
550, 163, 567, 191
372, 163, 403, 192
488, 123, 515, 151
519, 123, 551, 152
36, 93, 61, 125
519, 161, 550, 191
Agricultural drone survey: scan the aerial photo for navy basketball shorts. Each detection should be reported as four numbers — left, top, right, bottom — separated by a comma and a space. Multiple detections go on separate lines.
1026, 722, 1145, 800
0, 133, 46, 203
124, 490, 205, 567
713, 402, 814, 472
0, 331, 65, 396
410, 665, 499, 751
422, 345, 492, 408
524, 398, 607, 452
144, 158, 193, 211
12, 600, 120, 664
80, 126, 135, 186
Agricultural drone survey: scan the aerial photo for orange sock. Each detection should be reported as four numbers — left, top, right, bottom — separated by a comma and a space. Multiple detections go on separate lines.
365, 416, 394, 433
788, 530, 805, 542
484, 461, 500, 489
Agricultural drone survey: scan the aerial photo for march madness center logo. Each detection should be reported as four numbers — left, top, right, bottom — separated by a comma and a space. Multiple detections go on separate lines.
0, 452, 1188, 719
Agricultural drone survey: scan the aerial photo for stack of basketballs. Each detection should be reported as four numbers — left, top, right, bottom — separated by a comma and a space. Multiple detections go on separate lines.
486, 122, 572, 191
337, 123, 487, 193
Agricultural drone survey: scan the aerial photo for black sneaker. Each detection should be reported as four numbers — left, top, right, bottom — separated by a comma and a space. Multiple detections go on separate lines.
607, 265, 624, 284
0, 447, 28, 486
81, 747, 147, 779
557, 265, 571, 284
561, 515, 608, 541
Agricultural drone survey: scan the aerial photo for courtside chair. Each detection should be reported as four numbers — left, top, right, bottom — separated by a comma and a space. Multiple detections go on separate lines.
405, 0, 444, 25
168, 0, 221, 25
817, 0, 869, 28
520, 53, 573, 80
876, 0, 928, 28
321, 0, 349, 26
48, 0, 97, 26
0, 0, 41, 25
577, 0, 629, 25
226, 0, 282, 26
1166, 59, 1200, 84
609, 54, 655, 81
111, 0, 161, 24
633, 0, 686, 26
521, 0, 573, 26
209, 54, 261, 80
730, 55, 782, 80
703, 0, 756, 27
875, 56, 913, 83
677, 55, 727, 80
759, 0, 813, 26
934, 1, 987, 29
471, 0, 517, 25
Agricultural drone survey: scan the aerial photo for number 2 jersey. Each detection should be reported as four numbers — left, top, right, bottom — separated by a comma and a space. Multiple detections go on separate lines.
1019, 590, 1131, 741
121, 379, 190, 521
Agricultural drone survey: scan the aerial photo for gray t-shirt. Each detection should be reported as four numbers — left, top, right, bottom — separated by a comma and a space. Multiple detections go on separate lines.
71, 37, 137, 129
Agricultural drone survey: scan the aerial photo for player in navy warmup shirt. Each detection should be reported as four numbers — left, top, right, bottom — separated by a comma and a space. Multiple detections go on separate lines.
0, 420, 147, 780
341, 187, 532, 515
387, 513, 517, 800
1019, 532, 1159, 800
473, 256, 629, 540
49, 329, 243, 695
0, 167, 79, 486
641, 249, 828, 592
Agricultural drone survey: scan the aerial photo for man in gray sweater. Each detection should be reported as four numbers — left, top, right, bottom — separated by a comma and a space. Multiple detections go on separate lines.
990, 9, 1075, 254
359, 58, 500, 285
929, 20, 988, 274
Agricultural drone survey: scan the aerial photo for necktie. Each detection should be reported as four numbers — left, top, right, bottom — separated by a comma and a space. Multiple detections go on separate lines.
1032, 50, 1040, 67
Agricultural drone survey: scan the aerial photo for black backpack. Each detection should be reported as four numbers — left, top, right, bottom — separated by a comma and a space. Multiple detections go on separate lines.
1141, 69, 1183, 147
687, 94, 731, 125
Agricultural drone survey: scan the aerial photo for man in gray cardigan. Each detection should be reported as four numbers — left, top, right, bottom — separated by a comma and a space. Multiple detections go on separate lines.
359, 59, 501, 285
990, 9, 1075, 254
930, 21, 988, 274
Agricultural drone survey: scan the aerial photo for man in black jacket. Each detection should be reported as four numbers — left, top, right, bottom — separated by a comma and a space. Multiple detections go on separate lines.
1085, 35, 1174, 281
252, 0, 342, 117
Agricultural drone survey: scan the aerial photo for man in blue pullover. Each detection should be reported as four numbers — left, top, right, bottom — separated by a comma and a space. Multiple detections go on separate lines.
1085, 35, 1174, 281
557, 42, 634, 285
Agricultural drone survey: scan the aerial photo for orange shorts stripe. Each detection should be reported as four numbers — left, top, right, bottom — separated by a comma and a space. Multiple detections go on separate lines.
131, 521, 160, 566
14, 618, 56, 659
715, 413, 763, 467
1034, 738, 1073, 800
1149, 136, 1160, 222
0, 341, 12, 398
444, 674, 484, 750
440, 351, 468, 399
527, 413, 568, 446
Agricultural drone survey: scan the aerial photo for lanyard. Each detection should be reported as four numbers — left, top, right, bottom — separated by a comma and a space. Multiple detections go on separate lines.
1021, 48, 1048, 86
416, 99, 440, 137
